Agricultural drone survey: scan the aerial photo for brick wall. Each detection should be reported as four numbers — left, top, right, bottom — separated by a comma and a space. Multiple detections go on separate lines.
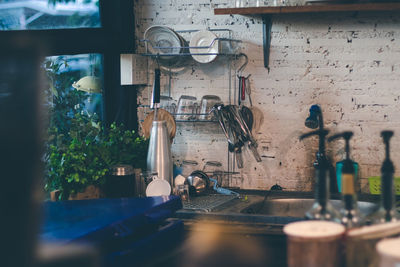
134, 0, 400, 192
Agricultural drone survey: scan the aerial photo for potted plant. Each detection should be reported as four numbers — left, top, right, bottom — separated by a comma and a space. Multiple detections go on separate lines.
101, 122, 148, 169
45, 113, 105, 200
43, 57, 148, 200
45, 115, 149, 200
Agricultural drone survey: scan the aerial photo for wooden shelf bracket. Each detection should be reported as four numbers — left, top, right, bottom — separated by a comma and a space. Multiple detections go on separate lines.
263, 15, 272, 71
215, 3, 400, 70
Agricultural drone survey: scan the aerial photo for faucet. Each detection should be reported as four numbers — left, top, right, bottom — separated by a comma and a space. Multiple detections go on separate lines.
305, 104, 323, 130
303, 105, 325, 171
300, 105, 340, 221
303, 104, 338, 192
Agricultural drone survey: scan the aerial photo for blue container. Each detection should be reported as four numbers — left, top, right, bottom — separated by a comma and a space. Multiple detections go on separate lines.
336, 161, 359, 193
40, 196, 184, 267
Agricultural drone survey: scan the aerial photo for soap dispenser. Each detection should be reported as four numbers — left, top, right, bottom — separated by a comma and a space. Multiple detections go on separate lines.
370, 131, 400, 224
328, 131, 362, 228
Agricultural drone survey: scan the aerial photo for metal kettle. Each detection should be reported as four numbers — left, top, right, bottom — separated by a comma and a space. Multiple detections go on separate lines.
146, 120, 173, 186
146, 68, 173, 187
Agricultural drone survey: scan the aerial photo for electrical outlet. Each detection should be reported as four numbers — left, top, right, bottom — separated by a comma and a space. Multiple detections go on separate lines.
120, 54, 148, 85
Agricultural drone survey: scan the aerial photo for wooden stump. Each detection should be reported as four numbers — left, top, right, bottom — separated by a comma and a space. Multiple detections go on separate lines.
68, 185, 102, 200
284, 221, 345, 267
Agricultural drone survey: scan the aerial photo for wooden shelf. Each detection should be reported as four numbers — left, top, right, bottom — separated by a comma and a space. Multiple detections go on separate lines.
214, 2, 400, 15
214, 2, 400, 69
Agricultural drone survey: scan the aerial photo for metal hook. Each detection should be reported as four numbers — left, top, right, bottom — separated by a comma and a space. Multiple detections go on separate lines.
237, 53, 248, 76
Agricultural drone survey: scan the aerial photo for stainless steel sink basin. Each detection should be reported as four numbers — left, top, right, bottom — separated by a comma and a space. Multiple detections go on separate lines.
241, 198, 378, 218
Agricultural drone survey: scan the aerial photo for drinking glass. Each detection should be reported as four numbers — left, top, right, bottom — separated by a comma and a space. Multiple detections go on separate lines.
235, 0, 248, 7
272, 0, 288, 6
199, 95, 222, 121
160, 95, 176, 114
176, 95, 197, 120
247, 0, 269, 6
174, 184, 190, 202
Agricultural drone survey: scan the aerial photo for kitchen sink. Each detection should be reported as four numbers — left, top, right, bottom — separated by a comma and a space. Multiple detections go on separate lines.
241, 198, 378, 218
175, 191, 381, 225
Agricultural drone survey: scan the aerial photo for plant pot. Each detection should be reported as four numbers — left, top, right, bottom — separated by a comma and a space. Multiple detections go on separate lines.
50, 190, 61, 201
68, 185, 103, 200
104, 165, 137, 198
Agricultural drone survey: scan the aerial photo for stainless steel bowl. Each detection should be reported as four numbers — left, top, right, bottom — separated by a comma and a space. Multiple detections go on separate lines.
187, 170, 209, 195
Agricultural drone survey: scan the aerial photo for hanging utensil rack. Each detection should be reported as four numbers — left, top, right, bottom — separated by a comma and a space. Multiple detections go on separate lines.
140, 28, 249, 188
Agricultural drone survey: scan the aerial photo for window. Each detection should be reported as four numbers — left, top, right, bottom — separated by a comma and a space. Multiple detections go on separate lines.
44, 54, 104, 134
0, 0, 136, 199
0, 0, 100, 30
0, 0, 136, 127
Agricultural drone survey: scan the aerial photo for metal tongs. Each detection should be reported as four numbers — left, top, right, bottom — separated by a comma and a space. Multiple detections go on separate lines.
212, 104, 261, 169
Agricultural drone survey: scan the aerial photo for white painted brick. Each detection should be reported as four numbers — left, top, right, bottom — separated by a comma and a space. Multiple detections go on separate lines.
134, 0, 400, 191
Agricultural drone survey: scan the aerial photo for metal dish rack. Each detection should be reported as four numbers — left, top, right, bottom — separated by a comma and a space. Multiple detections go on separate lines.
140, 28, 245, 188
138, 105, 218, 123
182, 194, 239, 212
140, 28, 242, 59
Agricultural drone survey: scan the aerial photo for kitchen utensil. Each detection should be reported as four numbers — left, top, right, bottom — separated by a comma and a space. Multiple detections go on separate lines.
146, 178, 171, 197
189, 30, 219, 63
237, 73, 250, 106
146, 120, 174, 187
202, 161, 224, 186
187, 170, 210, 195
144, 25, 185, 67
216, 104, 245, 168
176, 95, 197, 120
174, 174, 187, 187
72, 75, 102, 94
227, 105, 261, 162
240, 106, 254, 132
245, 74, 253, 107
199, 95, 222, 120
150, 68, 161, 110
139, 171, 158, 197
142, 109, 176, 141
209, 178, 239, 196
238, 76, 242, 106
212, 104, 262, 168
250, 106, 264, 134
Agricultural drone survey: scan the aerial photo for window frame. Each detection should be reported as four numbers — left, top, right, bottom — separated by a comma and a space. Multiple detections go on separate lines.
0, 0, 137, 130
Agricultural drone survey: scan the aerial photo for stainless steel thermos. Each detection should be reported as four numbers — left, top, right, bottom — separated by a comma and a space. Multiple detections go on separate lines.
146, 120, 173, 187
